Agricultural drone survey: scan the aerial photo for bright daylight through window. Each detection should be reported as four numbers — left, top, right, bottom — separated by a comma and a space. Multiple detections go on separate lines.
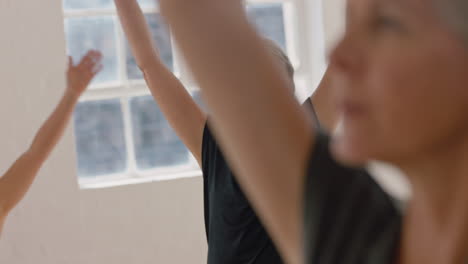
63, 0, 304, 185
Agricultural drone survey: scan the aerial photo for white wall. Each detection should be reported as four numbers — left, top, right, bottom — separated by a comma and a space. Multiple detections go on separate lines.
323, 0, 346, 55
79, 178, 207, 264
0, 0, 84, 263
0, 0, 207, 263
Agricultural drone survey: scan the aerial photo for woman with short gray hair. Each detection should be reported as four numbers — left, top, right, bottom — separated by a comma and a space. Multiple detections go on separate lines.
159, 0, 468, 263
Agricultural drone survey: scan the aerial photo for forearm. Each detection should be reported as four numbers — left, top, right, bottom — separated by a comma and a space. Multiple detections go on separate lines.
29, 90, 79, 159
116, 0, 206, 161
0, 90, 78, 214
0, 90, 78, 212
0, 153, 40, 215
160, 1, 313, 263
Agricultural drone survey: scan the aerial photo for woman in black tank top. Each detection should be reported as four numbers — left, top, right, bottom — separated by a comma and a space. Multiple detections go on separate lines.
160, 0, 468, 263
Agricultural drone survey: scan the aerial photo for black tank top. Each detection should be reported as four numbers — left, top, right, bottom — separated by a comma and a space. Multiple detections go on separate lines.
201, 100, 320, 264
304, 133, 401, 264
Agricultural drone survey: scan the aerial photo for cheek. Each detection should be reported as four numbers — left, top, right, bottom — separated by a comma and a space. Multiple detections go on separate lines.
367, 44, 440, 97
365, 43, 468, 158
366, 51, 428, 128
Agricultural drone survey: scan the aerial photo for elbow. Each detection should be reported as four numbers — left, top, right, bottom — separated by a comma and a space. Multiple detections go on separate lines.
0, 196, 6, 218
0, 200, 12, 218
138, 63, 151, 74
26, 143, 49, 162
137, 54, 160, 73
0, 186, 13, 218
139, 65, 153, 81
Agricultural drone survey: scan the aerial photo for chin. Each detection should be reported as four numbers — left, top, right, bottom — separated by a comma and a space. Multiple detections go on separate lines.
331, 126, 373, 167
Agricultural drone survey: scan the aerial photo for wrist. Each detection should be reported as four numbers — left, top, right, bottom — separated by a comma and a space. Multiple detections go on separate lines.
64, 88, 82, 101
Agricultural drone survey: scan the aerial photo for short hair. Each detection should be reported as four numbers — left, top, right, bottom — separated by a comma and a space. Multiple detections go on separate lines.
263, 38, 295, 80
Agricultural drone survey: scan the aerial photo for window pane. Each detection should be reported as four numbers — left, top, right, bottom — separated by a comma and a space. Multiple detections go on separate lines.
126, 14, 173, 79
65, 16, 119, 85
74, 99, 127, 178
191, 90, 207, 112
63, 0, 113, 11
247, 3, 287, 50
130, 95, 189, 170
137, 0, 159, 8
63, 0, 157, 10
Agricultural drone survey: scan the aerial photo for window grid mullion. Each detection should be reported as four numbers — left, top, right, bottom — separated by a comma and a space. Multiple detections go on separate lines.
283, 2, 301, 70
79, 85, 152, 102
169, 23, 182, 80
120, 96, 138, 175
65, 0, 313, 182
115, 14, 139, 175
64, 7, 158, 18
246, 0, 292, 4
163, 16, 199, 168
167, 18, 192, 88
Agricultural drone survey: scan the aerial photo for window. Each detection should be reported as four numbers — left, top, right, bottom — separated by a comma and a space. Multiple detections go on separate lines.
63, 0, 313, 186
247, 3, 287, 50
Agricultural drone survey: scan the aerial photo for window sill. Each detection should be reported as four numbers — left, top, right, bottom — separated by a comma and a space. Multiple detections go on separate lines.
79, 169, 203, 190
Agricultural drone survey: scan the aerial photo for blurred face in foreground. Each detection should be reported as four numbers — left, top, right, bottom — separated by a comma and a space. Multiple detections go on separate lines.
329, 0, 468, 170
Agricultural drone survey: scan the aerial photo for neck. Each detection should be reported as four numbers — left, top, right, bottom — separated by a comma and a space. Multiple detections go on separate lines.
399, 135, 468, 264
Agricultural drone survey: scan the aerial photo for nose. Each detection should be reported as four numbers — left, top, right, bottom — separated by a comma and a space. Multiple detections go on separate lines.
328, 29, 366, 77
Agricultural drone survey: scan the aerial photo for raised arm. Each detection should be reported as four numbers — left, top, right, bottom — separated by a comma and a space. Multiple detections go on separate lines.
160, 1, 315, 263
115, 0, 206, 164
0, 51, 102, 221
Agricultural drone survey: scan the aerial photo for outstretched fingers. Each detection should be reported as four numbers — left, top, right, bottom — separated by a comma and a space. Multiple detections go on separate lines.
66, 50, 103, 95
78, 50, 103, 83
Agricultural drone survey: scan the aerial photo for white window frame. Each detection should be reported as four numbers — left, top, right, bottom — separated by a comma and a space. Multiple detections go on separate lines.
63, 0, 324, 189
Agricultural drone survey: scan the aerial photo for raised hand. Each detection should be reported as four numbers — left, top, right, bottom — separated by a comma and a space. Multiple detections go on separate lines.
66, 50, 103, 97
0, 50, 103, 228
